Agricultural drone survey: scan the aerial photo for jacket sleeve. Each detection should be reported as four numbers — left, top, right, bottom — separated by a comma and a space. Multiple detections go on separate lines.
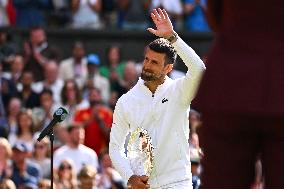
109, 99, 134, 183
172, 36, 206, 106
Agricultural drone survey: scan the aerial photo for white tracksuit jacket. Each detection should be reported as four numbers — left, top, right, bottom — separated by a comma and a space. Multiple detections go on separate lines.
109, 36, 206, 189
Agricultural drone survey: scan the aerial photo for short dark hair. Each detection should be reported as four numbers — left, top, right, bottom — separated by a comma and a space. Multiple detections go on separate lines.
148, 38, 177, 65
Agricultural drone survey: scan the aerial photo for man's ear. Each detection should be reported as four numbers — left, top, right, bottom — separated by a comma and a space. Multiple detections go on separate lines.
165, 64, 173, 74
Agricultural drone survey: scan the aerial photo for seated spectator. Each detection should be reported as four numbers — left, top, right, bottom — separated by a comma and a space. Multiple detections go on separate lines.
0, 137, 13, 180
0, 179, 16, 189
6, 97, 21, 136
60, 80, 82, 126
71, 0, 102, 29
97, 151, 125, 189
184, 0, 210, 32
38, 178, 54, 189
78, 165, 97, 189
17, 71, 40, 109
100, 44, 126, 91
28, 137, 51, 179
9, 110, 35, 152
84, 53, 110, 104
0, 32, 19, 71
11, 142, 42, 188
59, 41, 88, 90
3, 54, 25, 87
54, 124, 99, 174
54, 159, 78, 189
32, 89, 59, 132
33, 60, 64, 105
112, 60, 138, 97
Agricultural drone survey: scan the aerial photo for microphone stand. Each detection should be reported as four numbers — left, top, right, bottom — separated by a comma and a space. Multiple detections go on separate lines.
47, 129, 54, 189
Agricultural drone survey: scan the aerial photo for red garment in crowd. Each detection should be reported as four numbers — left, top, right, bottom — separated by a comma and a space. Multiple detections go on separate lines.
6, 0, 16, 25
74, 106, 113, 155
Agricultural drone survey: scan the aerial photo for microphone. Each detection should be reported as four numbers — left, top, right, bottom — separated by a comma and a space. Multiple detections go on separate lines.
37, 107, 68, 141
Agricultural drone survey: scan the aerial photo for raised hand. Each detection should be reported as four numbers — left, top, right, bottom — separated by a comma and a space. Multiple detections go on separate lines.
147, 8, 174, 39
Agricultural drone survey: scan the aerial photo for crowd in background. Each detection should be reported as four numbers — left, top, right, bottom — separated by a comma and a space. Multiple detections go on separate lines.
0, 26, 205, 189
0, 0, 210, 32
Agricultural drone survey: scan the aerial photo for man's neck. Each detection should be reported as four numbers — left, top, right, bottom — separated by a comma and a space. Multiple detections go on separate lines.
144, 78, 165, 94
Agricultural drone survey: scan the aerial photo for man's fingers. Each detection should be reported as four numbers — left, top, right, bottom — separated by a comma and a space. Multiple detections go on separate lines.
158, 8, 165, 19
153, 9, 161, 20
162, 9, 170, 20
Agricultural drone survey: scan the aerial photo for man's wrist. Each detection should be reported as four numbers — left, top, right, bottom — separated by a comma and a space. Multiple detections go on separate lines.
166, 31, 178, 44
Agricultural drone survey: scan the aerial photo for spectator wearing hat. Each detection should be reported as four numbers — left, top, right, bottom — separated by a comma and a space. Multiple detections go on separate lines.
82, 54, 110, 105
54, 124, 99, 175
11, 142, 42, 188
78, 165, 97, 189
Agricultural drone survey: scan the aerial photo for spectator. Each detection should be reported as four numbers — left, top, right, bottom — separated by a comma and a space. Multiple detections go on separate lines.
101, 0, 117, 28
60, 80, 82, 126
84, 53, 110, 104
38, 178, 54, 189
0, 0, 9, 26
112, 60, 138, 97
0, 32, 18, 71
118, 0, 150, 30
6, 97, 21, 138
97, 151, 125, 189
0, 61, 18, 117
11, 142, 41, 188
150, 0, 183, 29
54, 124, 99, 174
8, 110, 35, 152
55, 159, 78, 189
47, 0, 72, 27
23, 27, 59, 81
33, 60, 64, 105
28, 137, 51, 179
59, 41, 88, 89
78, 165, 97, 189
3, 54, 25, 87
74, 87, 113, 155
184, 0, 210, 32
71, 0, 102, 29
99, 44, 126, 91
17, 71, 40, 109
0, 137, 13, 180
32, 89, 58, 132
13, 0, 51, 27
0, 179, 16, 189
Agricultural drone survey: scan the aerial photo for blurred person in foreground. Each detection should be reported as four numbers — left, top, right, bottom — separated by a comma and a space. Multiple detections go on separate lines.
194, 0, 284, 188
109, 8, 205, 189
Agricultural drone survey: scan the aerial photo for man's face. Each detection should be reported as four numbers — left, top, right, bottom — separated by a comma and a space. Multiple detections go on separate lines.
30, 29, 46, 45
141, 48, 172, 82
70, 127, 85, 146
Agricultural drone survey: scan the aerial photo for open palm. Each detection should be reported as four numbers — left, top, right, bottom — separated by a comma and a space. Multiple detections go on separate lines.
147, 8, 174, 39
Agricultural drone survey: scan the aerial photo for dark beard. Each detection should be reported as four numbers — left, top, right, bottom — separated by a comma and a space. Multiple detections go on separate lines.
141, 72, 156, 81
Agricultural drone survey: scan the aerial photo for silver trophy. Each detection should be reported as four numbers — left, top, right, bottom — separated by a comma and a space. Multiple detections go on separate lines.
127, 127, 155, 177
